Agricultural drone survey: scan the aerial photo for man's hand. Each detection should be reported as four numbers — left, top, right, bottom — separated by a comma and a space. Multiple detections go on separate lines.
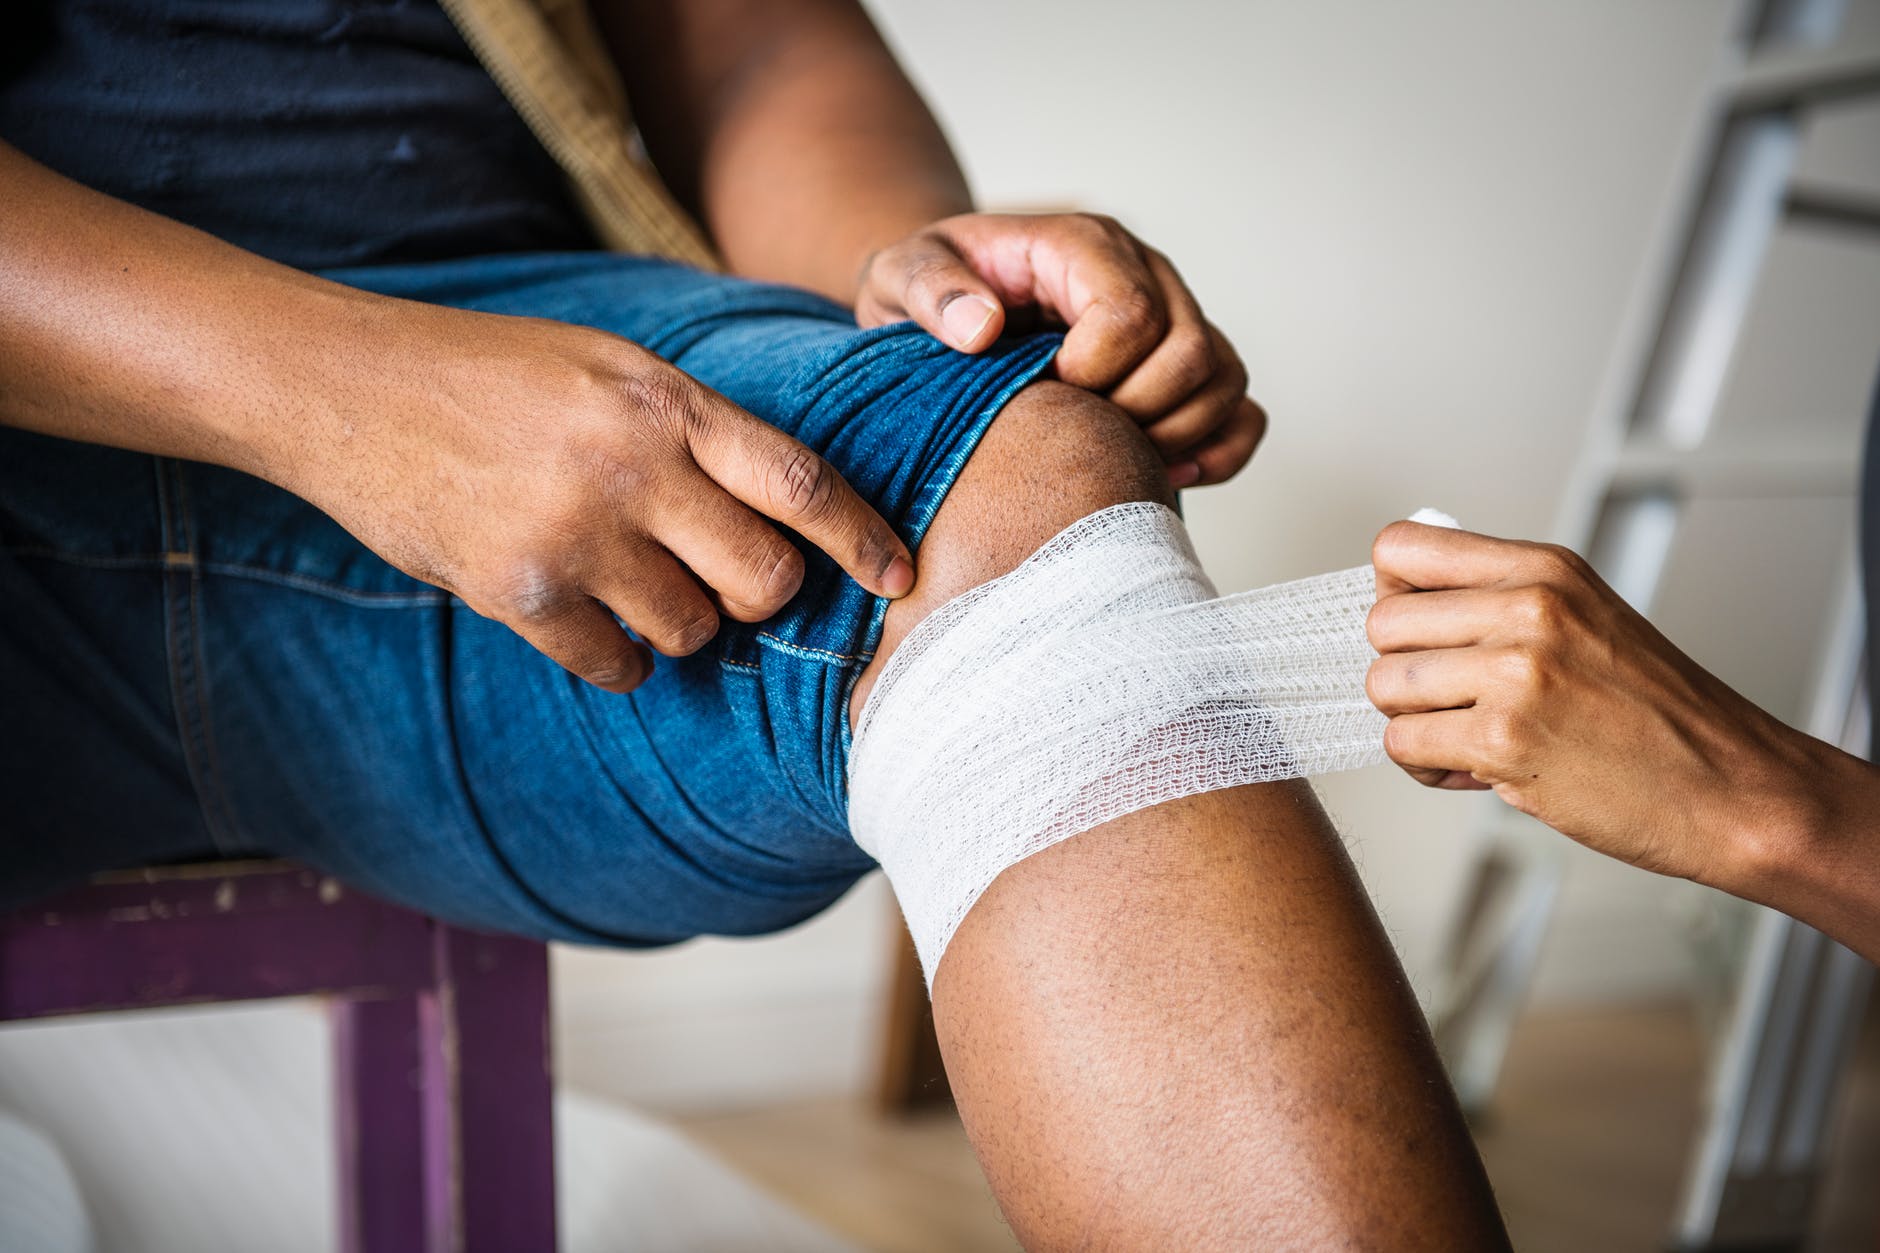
277, 302, 914, 693
854, 213, 1266, 488
0, 143, 912, 697
1363, 520, 1825, 885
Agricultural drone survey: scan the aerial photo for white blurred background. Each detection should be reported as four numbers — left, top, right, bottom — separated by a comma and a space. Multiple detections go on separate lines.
5, 2, 1877, 1250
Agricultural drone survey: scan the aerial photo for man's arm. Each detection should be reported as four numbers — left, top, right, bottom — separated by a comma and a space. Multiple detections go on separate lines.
593, 0, 968, 301
599, 0, 1267, 487
1368, 521, 1880, 963
0, 140, 913, 687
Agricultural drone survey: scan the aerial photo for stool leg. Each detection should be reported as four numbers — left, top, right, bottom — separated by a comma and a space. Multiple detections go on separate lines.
332, 996, 428, 1253
418, 926, 557, 1253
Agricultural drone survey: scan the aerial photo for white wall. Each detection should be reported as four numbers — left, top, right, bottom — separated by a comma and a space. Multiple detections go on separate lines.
558, 0, 1792, 1113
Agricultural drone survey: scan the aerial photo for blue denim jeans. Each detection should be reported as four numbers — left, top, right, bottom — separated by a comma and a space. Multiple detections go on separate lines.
0, 252, 1060, 945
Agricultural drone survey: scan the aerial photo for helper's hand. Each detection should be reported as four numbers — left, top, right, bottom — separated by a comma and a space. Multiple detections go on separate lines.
278, 301, 913, 694
853, 213, 1266, 488
1363, 521, 1822, 883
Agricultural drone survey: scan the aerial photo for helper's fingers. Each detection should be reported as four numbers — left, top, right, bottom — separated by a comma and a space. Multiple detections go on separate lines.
1366, 646, 1511, 715
653, 482, 806, 623
1106, 253, 1216, 420
1372, 520, 1578, 597
501, 594, 654, 694
1367, 587, 1517, 652
685, 397, 914, 600
590, 539, 726, 657
858, 234, 1006, 352
1382, 710, 1495, 791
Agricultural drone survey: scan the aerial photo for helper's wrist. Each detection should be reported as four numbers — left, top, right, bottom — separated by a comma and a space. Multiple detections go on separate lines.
1714, 720, 1870, 921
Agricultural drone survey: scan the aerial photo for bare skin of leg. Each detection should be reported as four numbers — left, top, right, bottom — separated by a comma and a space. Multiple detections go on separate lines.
849, 382, 1509, 1250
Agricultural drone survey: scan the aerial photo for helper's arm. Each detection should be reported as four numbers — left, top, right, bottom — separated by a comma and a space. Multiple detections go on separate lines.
599, 0, 1267, 487
0, 140, 913, 687
1368, 521, 1880, 964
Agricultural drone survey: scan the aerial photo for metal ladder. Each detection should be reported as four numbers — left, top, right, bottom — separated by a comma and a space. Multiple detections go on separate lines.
1672, 574, 1872, 1247
1427, 1, 1880, 1246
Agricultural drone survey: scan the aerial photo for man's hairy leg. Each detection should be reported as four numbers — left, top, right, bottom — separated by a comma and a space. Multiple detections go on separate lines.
850, 382, 1508, 1250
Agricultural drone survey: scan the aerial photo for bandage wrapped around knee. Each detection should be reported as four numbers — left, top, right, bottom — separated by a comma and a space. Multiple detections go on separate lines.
849, 501, 1456, 987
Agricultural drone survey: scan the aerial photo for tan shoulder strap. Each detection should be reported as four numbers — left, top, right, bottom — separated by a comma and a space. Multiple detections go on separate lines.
437, 0, 720, 268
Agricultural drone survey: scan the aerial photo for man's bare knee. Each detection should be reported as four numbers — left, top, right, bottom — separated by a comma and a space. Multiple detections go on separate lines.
851, 381, 1170, 725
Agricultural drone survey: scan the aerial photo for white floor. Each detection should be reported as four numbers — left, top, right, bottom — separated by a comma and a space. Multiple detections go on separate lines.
0, 1000, 857, 1253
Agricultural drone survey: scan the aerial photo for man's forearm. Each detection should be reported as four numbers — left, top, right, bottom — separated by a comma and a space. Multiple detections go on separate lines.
0, 140, 382, 481
597, 0, 972, 301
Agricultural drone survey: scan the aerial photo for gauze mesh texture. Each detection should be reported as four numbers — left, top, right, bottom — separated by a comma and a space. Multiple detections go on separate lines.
849, 500, 1430, 988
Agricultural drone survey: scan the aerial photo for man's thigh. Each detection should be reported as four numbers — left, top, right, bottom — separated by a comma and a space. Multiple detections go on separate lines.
1, 253, 1069, 946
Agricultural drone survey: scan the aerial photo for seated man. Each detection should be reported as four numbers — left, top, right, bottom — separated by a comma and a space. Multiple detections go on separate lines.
0, 0, 1509, 1245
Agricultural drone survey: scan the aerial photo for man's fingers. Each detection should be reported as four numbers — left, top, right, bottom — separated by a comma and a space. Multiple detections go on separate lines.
506, 595, 654, 694
654, 487, 806, 623
1135, 326, 1247, 452
1185, 396, 1268, 486
860, 236, 1005, 352
687, 401, 913, 599
1106, 254, 1215, 420
1043, 221, 1169, 393
1140, 376, 1239, 459
591, 540, 726, 657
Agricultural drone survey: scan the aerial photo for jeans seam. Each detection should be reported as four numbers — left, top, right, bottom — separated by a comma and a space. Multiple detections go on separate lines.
4, 548, 172, 567
182, 472, 247, 855
754, 632, 871, 665
4, 547, 448, 606
155, 461, 241, 856
195, 562, 448, 605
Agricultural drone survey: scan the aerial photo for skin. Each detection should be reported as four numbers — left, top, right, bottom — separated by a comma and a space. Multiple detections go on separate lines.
1368, 521, 1880, 965
852, 389, 1510, 1249
2, 0, 1501, 1242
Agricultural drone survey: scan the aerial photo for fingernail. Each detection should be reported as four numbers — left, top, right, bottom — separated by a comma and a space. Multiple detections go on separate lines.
881, 555, 915, 598
941, 296, 997, 349
1167, 461, 1202, 489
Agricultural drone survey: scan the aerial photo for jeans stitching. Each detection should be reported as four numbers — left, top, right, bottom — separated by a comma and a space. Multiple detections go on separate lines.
754, 632, 871, 665
154, 461, 237, 856
4, 547, 449, 606
179, 471, 246, 855
195, 563, 448, 605
5, 548, 173, 567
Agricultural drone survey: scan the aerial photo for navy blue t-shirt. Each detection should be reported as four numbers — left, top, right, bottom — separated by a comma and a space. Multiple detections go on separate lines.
0, 0, 597, 269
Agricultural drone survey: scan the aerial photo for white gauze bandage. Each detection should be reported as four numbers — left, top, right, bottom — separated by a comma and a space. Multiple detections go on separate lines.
848, 501, 1457, 986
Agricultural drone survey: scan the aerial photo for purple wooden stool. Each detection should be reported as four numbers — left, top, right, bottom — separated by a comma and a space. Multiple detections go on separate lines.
0, 860, 557, 1253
